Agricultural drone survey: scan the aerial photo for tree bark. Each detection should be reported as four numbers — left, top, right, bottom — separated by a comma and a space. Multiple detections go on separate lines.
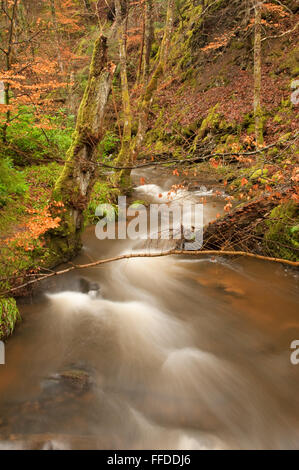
253, 0, 263, 147
142, 0, 154, 82
131, 0, 175, 162
49, 0, 64, 73
53, 36, 114, 256
158, 0, 175, 70
114, 0, 133, 188
1, 0, 18, 143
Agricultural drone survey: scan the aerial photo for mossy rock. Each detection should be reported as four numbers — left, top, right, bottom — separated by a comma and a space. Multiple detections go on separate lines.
250, 168, 269, 181
57, 369, 92, 391
263, 201, 299, 261
0, 297, 21, 340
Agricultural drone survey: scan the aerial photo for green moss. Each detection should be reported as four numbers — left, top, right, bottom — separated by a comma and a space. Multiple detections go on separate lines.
231, 39, 245, 50
199, 105, 221, 136
0, 297, 21, 340
263, 201, 299, 261
250, 168, 269, 180
87, 180, 119, 223
281, 45, 299, 77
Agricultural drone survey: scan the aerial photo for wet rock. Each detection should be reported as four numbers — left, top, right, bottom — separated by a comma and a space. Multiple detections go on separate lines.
44, 365, 94, 395
51, 369, 92, 392
78, 277, 100, 295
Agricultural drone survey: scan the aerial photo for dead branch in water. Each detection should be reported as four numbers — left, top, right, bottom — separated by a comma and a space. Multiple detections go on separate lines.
2, 249, 298, 296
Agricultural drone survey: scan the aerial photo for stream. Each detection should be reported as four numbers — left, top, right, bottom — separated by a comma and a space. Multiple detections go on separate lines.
0, 167, 299, 450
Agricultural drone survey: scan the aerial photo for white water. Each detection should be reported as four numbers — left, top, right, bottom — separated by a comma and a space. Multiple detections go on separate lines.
0, 168, 299, 450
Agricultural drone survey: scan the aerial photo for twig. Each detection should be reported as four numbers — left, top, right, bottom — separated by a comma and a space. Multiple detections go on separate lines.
2, 249, 298, 296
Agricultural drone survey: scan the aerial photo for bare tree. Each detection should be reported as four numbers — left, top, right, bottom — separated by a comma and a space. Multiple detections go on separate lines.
0, 0, 19, 142
49, 0, 63, 73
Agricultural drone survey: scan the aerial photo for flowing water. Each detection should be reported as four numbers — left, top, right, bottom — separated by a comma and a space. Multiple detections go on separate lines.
0, 167, 299, 450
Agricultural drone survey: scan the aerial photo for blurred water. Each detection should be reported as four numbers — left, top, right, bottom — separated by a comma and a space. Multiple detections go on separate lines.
0, 168, 298, 450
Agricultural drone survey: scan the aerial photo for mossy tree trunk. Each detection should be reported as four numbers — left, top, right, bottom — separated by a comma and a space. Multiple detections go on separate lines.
158, 0, 175, 69
131, 0, 175, 162
253, 0, 263, 147
143, 0, 154, 83
136, 5, 146, 84
114, 0, 133, 189
52, 36, 114, 258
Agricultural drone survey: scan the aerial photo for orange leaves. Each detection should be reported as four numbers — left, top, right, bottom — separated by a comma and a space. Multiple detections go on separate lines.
166, 183, 185, 200
139, 177, 145, 185
172, 169, 179, 177
201, 28, 240, 53
241, 177, 248, 187
224, 195, 234, 212
224, 202, 233, 212
0, 104, 12, 113
6, 203, 63, 252
31, 58, 58, 76
210, 158, 221, 169
263, 3, 289, 17
52, 200, 65, 208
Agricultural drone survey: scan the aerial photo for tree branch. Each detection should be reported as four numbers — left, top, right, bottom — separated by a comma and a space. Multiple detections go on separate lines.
2, 249, 298, 296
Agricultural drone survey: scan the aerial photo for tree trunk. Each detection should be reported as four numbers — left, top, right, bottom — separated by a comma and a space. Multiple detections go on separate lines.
1, 0, 18, 143
114, 0, 133, 188
158, 0, 175, 70
143, 0, 154, 82
253, 0, 263, 147
131, 0, 175, 162
49, 0, 64, 73
136, 6, 146, 84
52, 36, 114, 257
68, 70, 78, 116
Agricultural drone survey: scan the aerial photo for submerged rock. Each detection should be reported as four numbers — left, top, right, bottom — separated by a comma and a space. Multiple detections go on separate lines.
46, 367, 93, 393
55, 370, 91, 391
78, 277, 100, 296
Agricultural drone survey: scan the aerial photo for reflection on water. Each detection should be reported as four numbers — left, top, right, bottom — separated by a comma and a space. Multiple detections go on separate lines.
0, 168, 299, 450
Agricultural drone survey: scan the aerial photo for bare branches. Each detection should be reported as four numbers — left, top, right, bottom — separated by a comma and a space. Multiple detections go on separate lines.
262, 21, 299, 41
95, 133, 298, 170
